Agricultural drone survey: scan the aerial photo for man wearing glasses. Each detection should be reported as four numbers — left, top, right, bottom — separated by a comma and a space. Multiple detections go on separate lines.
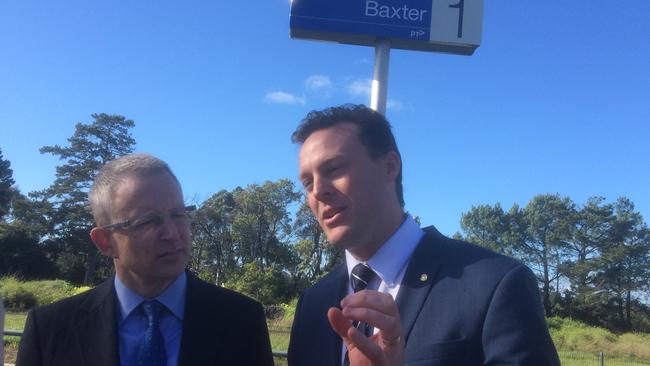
16, 153, 274, 366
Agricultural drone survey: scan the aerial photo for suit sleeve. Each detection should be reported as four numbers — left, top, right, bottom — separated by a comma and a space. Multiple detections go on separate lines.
481, 264, 560, 366
287, 294, 304, 366
15, 308, 44, 366
245, 301, 274, 366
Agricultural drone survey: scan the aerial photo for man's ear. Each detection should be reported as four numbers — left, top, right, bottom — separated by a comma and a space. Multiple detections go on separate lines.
384, 150, 401, 182
90, 227, 116, 258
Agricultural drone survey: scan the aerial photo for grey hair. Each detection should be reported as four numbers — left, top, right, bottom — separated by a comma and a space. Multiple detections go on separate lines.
89, 153, 180, 226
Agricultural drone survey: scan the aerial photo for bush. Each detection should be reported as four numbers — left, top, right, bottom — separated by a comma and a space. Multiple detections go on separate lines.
264, 304, 285, 319
549, 316, 650, 360
224, 263, 293, 305
611, 333, 650, 359
281, 298, 298, 319
0, 276, 76, 310
0, 277, 37, 309
0, 224, 54, 279
549, 317, 617, 352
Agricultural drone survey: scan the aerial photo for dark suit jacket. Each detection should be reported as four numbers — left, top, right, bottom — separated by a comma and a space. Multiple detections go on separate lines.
16, 272, 274, 366
288, 227, 560, 365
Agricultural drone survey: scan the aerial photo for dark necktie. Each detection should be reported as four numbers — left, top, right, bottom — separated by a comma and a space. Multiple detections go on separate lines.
344, 263, 378, 366
136, 300, 167, 366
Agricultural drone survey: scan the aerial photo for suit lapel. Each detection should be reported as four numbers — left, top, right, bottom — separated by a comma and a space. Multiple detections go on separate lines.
395, 227, 445, 343
74, 278, 120, 366
178, 274, 224, 365
326, 264, 349, 366
178, 274, 205, 365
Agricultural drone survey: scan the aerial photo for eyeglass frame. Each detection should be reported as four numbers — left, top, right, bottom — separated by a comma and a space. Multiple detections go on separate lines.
101, 205, 196, 231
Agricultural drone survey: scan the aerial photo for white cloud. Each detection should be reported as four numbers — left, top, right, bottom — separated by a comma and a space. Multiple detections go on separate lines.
346, 79, 372, 99
387, 99, 404, 110
263, 91, 306, 105
345, 79, 405, 110
305, 75, 333, 91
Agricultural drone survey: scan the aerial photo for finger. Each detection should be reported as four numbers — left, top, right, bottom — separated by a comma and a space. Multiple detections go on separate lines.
347, 326, 385, 365
327, 307, 352, 340
341, 290, 397, 314
341, 306, 397, 332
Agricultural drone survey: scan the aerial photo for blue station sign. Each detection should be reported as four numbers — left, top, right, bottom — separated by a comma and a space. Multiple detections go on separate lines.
290, 0, 483, 55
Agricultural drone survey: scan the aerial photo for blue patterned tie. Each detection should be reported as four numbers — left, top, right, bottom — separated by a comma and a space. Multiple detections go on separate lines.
344, 263, 378, 366
136, 300, 167, 366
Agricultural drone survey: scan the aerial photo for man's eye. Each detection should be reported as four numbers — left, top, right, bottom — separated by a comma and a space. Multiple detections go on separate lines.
302, 180, 313, 190
133, 214, 163, 228
170, 211, 188, 219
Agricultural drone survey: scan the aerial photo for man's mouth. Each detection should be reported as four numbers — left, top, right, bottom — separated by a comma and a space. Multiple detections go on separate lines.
158, 249, 184, 259
322, 207, 345, 225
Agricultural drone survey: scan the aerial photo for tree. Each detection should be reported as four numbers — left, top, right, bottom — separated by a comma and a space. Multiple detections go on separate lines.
592, 197, 650, 331
223, 262, 293, 305
190, 189, 237, 284
190, 180, 304, 303
33, 113, 135, 284
460, 203, 512, 255
0, 148, 15, 219
558, 197, 614, 321
513, 194, 575, 316
461, 196, 574, 316
293, 201, 341, 284
230, 180, 301, 269
0, 222, 54, 279
0, 150, 56, 278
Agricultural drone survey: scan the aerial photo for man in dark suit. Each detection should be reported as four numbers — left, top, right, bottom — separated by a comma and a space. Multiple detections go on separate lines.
16, 153, 273, 366
288, 105, 560, 365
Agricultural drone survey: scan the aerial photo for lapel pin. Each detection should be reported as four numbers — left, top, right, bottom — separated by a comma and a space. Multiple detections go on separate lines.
419, 273, 428, 282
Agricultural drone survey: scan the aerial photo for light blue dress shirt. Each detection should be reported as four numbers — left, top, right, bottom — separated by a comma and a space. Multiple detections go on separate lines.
114, 272, 186, 366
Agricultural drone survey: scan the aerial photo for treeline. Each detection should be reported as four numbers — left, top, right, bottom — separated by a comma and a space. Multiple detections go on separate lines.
458, 195, 650, 333
1, 114, 649, 333
0, 114, 339, 302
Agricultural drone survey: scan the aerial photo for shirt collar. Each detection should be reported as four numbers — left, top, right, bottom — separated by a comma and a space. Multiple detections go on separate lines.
114, 271, 187, 323
345, 214, 424, 287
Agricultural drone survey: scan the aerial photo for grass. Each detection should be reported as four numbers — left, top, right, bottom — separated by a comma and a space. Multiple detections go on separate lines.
560, 351, 650, 366
3, 312, 27, 364
549, 317, 650, 362
268, 310, 292, 362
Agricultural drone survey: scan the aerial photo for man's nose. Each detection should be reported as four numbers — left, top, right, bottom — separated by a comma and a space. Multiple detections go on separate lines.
159, 215, 182, 240
312, 176, 332, 201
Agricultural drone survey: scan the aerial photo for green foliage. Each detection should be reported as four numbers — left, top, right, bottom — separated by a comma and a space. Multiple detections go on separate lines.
191, 180, 304, 303
550, 317, 617, 352
224, 262, 293, 305
0, 148, 15, 219
267, 298, 297, 355
70, 285, 92, 296
549, 317, 650, 360
460, 203, 511, 254
292, 201, 341, 284
0, 277, 36, 309
461, 195, 650, 332
0, 277, 78, 310
0, 223, 54, 279
32, 113, 136, 284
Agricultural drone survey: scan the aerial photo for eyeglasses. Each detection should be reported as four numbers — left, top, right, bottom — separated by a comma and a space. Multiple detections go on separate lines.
102, 205, 196, 231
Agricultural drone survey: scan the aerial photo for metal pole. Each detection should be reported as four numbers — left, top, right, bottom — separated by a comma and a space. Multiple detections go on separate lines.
370, 40, 391, 116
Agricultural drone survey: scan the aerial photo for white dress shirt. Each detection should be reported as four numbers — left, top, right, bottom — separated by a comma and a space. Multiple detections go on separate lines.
341, 214, 424, 364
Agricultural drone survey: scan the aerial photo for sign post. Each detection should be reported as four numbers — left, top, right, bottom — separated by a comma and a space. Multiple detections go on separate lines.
371, 40, 390, 115
290, 0, 483, 114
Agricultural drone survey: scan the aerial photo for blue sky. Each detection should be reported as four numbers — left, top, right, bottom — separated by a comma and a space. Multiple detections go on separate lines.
1, 1, 648, 236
